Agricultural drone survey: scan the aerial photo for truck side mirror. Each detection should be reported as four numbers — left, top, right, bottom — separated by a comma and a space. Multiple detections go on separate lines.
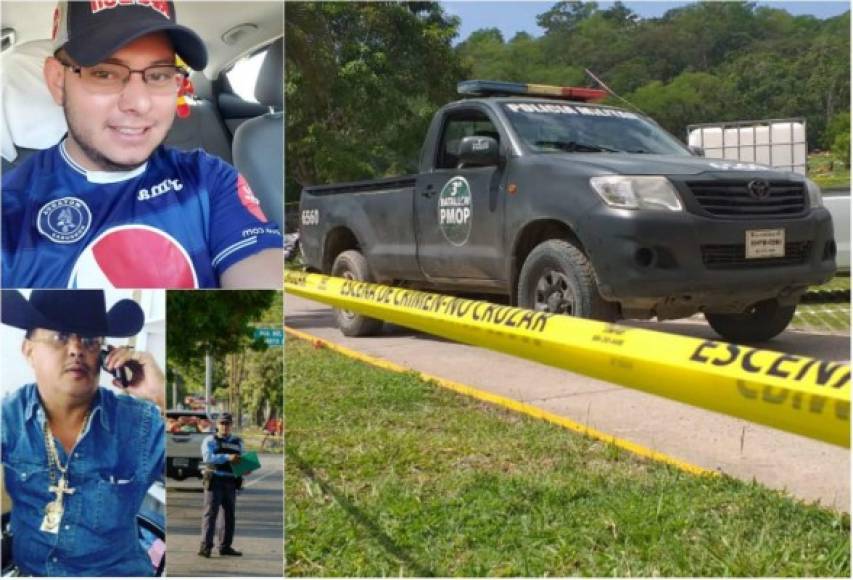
458, 136, 500, 168
688, 145, 705, 157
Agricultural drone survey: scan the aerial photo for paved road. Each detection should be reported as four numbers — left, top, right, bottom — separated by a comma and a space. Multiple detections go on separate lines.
286, 294, 850, 511
166, 453, 283, 577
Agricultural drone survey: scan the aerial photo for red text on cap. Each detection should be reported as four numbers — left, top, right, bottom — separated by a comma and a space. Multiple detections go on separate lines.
90, 0, 171, 19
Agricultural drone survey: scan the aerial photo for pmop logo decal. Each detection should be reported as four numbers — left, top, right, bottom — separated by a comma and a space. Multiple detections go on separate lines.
37, 197, 92, 244
68, 225, 198, 288
438, 176, 472, 246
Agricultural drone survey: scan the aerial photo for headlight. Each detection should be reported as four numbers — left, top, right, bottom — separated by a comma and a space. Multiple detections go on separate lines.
805, 178, 823, 208
590, 175, 683, 211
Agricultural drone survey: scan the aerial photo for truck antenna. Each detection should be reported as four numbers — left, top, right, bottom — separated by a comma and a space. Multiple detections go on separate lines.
584, 68, 648, 116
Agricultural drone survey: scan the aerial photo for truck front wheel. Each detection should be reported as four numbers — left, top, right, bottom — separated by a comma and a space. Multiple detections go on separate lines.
330, 250, 385, 336
705, 300, 795, 343
518, 239, 617, 321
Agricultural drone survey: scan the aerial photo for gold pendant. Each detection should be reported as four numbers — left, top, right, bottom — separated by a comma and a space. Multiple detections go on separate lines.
40, 500, 63, 534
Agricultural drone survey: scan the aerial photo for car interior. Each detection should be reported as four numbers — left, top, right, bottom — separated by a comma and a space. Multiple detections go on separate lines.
438, 111, 500, 169
0, 0, 284, 227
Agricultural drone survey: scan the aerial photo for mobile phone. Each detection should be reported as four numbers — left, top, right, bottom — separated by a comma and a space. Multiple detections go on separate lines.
99, 345, 140, 388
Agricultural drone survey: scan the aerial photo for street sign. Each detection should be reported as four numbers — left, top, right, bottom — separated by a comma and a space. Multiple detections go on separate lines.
254, 327, 284, 346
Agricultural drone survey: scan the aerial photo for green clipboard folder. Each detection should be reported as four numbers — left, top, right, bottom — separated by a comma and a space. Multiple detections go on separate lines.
233, 451, 261, 477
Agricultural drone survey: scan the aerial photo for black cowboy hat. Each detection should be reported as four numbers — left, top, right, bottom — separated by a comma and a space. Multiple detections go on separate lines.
1, 290, 144, 338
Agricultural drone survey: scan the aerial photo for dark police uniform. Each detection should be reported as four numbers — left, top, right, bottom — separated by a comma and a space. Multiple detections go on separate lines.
199, 432, 243, 555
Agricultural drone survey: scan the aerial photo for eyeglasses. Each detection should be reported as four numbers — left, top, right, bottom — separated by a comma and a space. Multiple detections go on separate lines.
27, 332, 105, 352
58, 60, 188, 95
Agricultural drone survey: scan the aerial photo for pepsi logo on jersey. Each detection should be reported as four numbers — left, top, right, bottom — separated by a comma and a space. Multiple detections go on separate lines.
69, 225, 199, 289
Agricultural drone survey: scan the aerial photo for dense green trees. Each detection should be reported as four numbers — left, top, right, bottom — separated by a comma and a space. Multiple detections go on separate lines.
460, 2, 849, 152
166, 292, 282, 426
286, 1, 849, 199
285, 1, 465, 199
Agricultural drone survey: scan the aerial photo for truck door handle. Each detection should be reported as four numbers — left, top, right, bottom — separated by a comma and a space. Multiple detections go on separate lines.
420, 185, 435, 198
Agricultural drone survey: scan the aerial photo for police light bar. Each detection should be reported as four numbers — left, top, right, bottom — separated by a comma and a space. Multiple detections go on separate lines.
458, 80, 608, 103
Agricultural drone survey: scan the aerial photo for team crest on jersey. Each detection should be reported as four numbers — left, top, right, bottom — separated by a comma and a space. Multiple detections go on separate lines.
37, 197, 92, 244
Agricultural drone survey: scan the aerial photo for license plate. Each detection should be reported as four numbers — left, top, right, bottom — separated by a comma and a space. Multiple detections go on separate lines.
746, 229, 785, 259
173, 458, 189, 467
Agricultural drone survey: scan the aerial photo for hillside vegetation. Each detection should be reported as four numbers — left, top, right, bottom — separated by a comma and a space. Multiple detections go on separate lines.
286, 2, 850, 201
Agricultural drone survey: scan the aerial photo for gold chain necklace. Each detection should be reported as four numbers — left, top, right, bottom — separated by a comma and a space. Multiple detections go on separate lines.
40, 410, 91, 534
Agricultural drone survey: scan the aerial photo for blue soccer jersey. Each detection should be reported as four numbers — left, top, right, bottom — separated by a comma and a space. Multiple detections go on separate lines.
2, 141, 282, 288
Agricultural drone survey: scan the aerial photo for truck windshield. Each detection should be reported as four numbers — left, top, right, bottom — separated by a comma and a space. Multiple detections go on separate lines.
502, 102, 691, 156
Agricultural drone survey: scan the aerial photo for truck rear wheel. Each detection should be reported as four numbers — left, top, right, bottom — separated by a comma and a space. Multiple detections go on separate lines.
518, 239, 617, 321
330, 250, 384, 337
705, 300, 795, 343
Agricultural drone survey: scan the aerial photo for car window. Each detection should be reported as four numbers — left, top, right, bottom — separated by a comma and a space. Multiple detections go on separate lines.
1, 28, 16, 53
502, 104, 689, 156
224, 49, 267, 104
437, 110, 500, 169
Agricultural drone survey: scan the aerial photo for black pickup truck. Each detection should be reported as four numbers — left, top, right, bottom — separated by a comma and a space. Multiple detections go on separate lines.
299, 81, 836, 342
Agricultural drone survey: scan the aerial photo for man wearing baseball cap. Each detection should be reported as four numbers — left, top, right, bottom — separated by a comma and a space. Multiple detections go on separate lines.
0, 289, 166, 576
199, 412, 244, 558
1, 0, 283, 289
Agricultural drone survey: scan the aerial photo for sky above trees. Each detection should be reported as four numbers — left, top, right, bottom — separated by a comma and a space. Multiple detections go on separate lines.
443, 1, 850, 43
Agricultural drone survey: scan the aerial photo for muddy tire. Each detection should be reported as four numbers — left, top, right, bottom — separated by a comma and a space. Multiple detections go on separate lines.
705, 300, 795, 343
517, 239, 617, 321
330, 250, 384, 337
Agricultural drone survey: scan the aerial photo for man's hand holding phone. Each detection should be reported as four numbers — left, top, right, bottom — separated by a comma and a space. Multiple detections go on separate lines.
102, 346, 166, 411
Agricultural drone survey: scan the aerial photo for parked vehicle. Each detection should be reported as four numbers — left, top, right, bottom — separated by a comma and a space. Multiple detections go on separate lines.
299, 80, 836, 342
166, 409, 218, 480
688, 118, 849, 272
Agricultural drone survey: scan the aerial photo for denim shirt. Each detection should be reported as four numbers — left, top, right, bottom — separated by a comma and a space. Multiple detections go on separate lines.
201, 434, 243, 478
1, 384, 164, 576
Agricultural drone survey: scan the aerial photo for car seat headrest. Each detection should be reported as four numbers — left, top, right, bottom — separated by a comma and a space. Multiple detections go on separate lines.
1, 40, 68, 162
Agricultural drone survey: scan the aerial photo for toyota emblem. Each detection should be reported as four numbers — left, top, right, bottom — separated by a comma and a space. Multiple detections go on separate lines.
747, 179, 771, 200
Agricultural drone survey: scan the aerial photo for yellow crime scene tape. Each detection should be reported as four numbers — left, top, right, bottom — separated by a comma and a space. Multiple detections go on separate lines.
285, 271, 851, 448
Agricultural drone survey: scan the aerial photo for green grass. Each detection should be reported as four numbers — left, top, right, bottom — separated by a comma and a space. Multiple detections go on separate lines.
284, 339, 849, 577
792, 303, 851, 333
810, 275, 851, 294
809, 152, 850, 190
791, 276, 851, 333
241, 426, 283, 454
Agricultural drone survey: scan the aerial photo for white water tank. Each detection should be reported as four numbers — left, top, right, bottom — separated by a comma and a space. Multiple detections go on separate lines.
687, 119, 807, 175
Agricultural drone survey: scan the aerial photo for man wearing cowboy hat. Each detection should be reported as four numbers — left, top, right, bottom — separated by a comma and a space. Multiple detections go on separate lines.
198, 412, 244, 558
2, 0, 282, 289
1, 289, 165, 576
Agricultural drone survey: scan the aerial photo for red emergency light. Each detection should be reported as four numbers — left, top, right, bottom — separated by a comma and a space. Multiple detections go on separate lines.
458, 80, 608, 103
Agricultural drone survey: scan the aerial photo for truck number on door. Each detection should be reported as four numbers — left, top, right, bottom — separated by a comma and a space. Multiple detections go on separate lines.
301, 209, 320, 226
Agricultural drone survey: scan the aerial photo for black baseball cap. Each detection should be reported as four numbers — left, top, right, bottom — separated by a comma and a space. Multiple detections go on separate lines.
218, 413, 233, 424
51, 0, 207, 70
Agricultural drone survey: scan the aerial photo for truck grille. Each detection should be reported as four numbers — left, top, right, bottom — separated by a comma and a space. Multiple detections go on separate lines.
701, 241, 812, 268
686, 181, 806, 217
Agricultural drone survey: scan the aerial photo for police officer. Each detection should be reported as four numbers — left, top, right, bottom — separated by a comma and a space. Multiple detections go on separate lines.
198, 412, 243, 558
